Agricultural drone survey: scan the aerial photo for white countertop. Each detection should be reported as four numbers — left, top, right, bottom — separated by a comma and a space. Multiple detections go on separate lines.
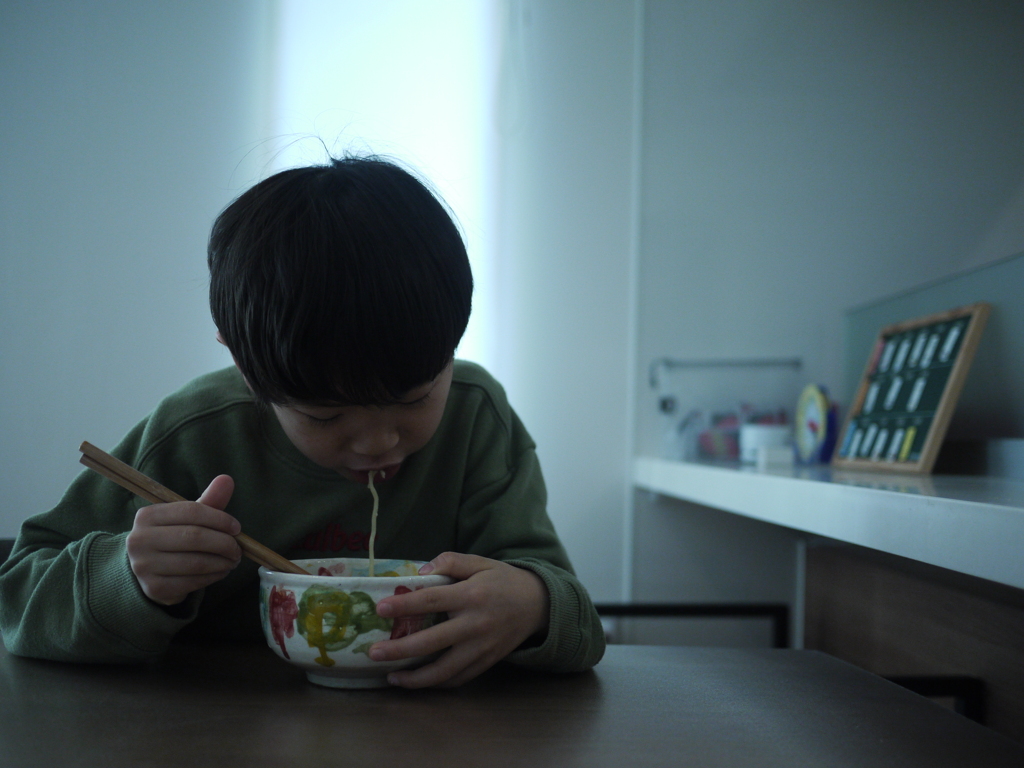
633, 456, 1024, 590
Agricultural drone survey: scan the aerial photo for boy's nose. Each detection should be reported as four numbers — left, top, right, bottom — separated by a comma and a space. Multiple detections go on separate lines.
349, 425, 400, 457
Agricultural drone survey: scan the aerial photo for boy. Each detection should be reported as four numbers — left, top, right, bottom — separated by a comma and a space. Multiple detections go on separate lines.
0, 156, 605, 687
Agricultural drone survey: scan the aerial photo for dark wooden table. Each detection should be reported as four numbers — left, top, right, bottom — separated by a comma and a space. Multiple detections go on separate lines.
1, 642, 1021, 767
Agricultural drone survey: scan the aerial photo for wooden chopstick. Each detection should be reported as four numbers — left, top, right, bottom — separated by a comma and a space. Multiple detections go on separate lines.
79, 441, 308, 575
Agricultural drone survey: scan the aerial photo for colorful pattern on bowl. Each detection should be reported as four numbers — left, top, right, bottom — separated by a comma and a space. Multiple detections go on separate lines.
258, 558, 451, 688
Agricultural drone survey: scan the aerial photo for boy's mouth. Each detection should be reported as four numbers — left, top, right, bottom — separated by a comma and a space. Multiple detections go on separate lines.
348, 463, 402, 485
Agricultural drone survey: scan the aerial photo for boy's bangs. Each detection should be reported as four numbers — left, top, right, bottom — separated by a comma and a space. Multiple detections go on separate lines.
261, 305, 458, 407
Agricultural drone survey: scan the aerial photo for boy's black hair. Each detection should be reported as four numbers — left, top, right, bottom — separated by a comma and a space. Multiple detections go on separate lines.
208, 155, 472, 406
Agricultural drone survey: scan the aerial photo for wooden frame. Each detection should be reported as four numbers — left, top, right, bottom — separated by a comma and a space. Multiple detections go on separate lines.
832, 302, 990, 474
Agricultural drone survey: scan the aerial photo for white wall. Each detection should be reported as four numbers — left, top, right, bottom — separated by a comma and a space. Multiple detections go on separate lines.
964, 180, 1024, 270
492, 0, 640, 601
0, 1, 270, 534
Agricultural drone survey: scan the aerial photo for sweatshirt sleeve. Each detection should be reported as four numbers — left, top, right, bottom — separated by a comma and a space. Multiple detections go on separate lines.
452, 381, 606, 673
0, 423, 201, 662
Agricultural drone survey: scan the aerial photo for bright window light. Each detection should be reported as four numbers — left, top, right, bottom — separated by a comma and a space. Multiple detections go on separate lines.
271, 0, 497, 367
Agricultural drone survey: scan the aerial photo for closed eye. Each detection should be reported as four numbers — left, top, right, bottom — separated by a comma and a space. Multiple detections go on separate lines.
401, 393, 431, 408
298, 411, 341, 426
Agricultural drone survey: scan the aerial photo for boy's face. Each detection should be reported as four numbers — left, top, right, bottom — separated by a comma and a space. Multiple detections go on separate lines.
271, 362, 454, 485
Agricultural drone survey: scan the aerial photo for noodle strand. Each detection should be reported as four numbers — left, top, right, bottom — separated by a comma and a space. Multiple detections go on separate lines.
367, 470, 380, 576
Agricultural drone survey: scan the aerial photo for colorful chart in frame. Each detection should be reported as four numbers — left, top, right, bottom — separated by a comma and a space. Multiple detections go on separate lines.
832, 302, 990, 474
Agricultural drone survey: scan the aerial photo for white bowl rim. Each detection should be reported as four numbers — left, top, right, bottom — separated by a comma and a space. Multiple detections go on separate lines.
258, 557, 452, 586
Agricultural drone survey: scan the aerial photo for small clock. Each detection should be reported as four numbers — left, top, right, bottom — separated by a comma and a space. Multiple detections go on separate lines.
795, 384, 838, 463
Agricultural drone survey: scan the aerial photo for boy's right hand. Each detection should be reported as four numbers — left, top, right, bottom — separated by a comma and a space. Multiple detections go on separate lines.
126, 475, 242, 606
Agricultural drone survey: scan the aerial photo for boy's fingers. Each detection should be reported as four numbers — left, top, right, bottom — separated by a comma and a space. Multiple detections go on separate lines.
418, 551, 495, 579
161, 526, 241, 559
370, 615, 462, 662
135, 500, 241, 536
197, 474, 235, 512
376, 581, 470, 618
128, 523, 241, 561
386, 648, 467, 688
127, 477, 242, 608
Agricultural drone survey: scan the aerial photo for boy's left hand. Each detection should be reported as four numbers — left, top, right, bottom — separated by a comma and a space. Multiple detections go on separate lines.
369, 552, 549, 688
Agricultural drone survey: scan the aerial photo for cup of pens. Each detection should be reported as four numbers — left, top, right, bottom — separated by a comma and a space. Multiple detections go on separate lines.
258, 557, 452, 688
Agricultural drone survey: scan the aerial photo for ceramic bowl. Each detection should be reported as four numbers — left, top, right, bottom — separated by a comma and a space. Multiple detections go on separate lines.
258, 557, 451, 688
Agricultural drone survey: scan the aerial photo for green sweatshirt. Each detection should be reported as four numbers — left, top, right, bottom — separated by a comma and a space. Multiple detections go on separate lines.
0, 361, 605, 672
